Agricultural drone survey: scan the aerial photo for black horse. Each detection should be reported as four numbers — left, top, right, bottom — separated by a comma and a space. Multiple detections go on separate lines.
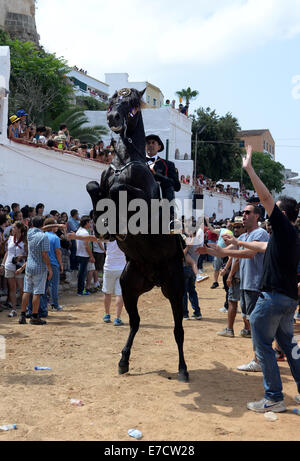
87, 88, 189, 382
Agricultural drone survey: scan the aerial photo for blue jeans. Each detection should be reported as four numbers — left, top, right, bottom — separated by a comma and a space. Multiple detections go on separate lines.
27, 292, 48, 318
207, 240, 215, 262
70, 240, 79, 271
250, 291, 300, 402
183, 267, 201, 317
197, 254, 205, 270
77, 256, 89, 294
40, 265, 60, 310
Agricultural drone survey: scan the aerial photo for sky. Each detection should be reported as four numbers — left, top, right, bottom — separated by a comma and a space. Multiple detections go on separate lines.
35, 0, 300, 174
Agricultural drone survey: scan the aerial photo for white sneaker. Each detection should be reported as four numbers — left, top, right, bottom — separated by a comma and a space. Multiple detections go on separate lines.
294, 395, 300, 404
196, 275, 209, 283
51, 305, 63, 312
237, 359, 262, 372
217, 328, 234, 337
219, 307, 228, 313
247, 398, 286, 413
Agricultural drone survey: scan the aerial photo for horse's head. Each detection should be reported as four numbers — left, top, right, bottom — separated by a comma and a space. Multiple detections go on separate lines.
107, 88, 146, 135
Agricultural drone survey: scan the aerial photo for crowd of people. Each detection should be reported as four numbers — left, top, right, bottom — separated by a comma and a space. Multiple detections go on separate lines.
194, 145, 300, 414
7, 109, 116, 164
179, 172, 253, 203
0, 203, 126, 326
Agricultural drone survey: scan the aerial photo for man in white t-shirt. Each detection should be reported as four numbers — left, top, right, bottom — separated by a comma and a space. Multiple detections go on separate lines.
76, 216, 95, 296
102, 240, 126, 326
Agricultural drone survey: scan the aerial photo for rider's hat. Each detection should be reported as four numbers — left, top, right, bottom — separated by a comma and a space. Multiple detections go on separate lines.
145, 134, 164, 152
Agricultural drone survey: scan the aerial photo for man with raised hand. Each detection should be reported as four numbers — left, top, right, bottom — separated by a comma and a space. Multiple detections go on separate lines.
225, 145, 300, 413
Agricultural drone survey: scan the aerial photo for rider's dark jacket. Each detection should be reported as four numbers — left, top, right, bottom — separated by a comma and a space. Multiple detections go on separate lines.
146, 156, 181, 201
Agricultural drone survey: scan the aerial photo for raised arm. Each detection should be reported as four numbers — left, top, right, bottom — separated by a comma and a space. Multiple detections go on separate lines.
242, 145, 275, 217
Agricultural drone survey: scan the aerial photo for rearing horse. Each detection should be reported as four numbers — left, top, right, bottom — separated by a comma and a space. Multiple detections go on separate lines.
87, 88, 189, 382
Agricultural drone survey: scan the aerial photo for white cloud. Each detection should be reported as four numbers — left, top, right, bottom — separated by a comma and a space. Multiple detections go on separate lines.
35, 0, 300, 75
158, 0, 300, 64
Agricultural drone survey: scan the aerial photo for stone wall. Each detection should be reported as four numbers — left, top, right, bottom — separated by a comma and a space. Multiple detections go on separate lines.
0, 0, 39, 44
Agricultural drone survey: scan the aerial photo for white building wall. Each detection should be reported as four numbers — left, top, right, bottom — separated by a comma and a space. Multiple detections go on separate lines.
105, 73, 146, 97
275, 182, 300, 203
203, 190, 246, 220
84, 106, 193, 182
0, 46, 246, 221
68, 70, 109, 95
0, 46, 10, 144
0, 140, 106, 215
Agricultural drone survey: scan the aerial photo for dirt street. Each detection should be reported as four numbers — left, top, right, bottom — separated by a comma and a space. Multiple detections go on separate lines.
1, 264, 300, 441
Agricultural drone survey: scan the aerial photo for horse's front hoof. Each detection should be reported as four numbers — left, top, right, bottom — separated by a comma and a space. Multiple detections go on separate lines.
178, 370, 189, 383
118, 363, 129, 375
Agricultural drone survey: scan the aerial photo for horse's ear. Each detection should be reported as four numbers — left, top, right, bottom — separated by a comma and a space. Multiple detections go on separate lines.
139, 88, 146, 99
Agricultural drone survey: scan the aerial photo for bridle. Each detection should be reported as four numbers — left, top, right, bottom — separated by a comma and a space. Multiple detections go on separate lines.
110, 160, 144, 177
108, 88, 148, 176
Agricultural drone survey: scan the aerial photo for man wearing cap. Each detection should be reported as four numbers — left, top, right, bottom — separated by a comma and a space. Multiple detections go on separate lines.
16, 109, 29, 139
146, 134, 181, 203
217, 217, 245, 337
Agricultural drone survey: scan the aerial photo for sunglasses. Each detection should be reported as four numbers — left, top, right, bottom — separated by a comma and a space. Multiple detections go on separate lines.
234, 225, 243, 229
242, 210, 252, 215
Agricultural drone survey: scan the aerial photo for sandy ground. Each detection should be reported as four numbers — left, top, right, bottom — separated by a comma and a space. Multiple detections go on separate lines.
1, 263, 300, 442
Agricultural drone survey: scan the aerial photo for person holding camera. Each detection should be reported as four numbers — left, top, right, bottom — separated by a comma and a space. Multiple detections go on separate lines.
1, 221, 27, 317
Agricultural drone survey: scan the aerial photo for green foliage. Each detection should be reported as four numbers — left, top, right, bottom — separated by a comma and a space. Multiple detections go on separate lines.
49, 106, 107, 144
0, 34, 72, 123
176, 87, 199, 105
192, 107, 242, 181
231, 151, 285, 193
76, 96, 108, 111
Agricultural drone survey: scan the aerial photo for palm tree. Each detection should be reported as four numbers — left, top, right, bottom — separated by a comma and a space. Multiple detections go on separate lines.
49, 106, 108, 144
175, 87, 199, 105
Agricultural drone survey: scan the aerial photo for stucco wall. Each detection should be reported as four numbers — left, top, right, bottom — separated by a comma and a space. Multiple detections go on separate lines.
84, 106, 194, 182
203, 190, 246, 220
0, 46, 10, 144
0, 140, 105, 215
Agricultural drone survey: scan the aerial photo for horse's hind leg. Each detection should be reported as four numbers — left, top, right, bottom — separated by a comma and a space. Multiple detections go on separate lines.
161, 264, 189, 383
118, 261, 154, 375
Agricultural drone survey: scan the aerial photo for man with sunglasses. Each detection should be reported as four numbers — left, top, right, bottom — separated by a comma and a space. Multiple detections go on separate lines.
210, 146, 300, 413
199, 202, 269, 344
239, 145, 300, 413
